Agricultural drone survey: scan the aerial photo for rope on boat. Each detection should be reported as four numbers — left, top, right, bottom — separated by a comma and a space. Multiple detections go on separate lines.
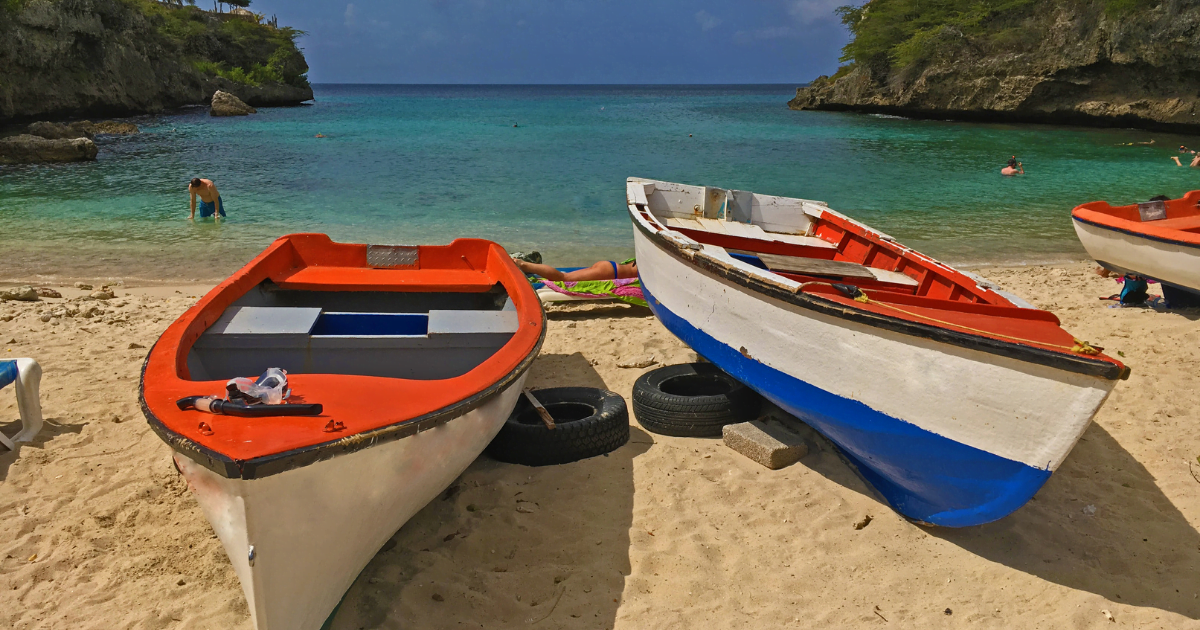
792, 281, 1102, 356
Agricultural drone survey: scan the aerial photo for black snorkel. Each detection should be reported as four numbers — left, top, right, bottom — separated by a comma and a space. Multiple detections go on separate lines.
176, 396, 323, 417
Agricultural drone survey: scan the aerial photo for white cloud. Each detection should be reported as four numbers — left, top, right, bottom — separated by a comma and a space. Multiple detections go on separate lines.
786, 0, 843, 25
695, 10, 721, 32
344, 3, 356, 27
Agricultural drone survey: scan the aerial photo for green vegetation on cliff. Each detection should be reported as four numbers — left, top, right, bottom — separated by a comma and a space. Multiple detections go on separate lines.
132, 1, 309, 88
792, 0, 1200, 131
0, 0, 312, 122
835, 0, 1157, 72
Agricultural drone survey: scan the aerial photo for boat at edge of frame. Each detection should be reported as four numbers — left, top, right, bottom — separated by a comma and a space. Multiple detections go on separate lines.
139, 233, 545, 629
1073, 191, 1200, 305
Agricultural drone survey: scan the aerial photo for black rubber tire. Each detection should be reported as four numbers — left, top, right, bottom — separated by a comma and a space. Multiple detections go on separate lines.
632, 363, 761, 437
486, 387, 629, 466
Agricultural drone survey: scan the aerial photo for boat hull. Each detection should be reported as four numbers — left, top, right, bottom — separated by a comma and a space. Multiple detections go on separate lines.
634, 228, 1113, 527
174, 374, 526, 630
1073, 216, 1200, 297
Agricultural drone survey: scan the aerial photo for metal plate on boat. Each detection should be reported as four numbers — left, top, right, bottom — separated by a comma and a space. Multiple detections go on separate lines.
367, 245, 420, 269
1138, 200, 1167, 222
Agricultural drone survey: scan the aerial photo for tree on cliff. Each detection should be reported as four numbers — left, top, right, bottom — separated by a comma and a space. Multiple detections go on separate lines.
833, 0, 1159, 73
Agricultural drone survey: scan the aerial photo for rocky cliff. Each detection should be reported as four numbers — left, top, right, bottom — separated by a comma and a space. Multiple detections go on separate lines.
790, 0, 1200, 132
0, 0, 312, 124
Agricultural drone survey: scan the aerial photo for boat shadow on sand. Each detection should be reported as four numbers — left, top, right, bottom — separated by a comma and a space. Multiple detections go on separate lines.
801, 418, 1200, 619
933, 422, 1200, 619
327, 353, 652, 629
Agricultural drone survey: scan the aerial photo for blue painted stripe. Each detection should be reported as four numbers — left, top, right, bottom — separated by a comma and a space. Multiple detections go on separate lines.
0, 360, 16, 390
642, 281, 1052, 527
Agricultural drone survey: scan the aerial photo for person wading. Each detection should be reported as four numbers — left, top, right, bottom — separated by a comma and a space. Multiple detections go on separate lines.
188, 178, 226, 221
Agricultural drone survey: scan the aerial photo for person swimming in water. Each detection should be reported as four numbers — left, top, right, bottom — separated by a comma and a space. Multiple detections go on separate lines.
1171, 153, 1200, 167
514, 258, 637, 281
187, 178, 225, 220
1001, 156, 1024, 176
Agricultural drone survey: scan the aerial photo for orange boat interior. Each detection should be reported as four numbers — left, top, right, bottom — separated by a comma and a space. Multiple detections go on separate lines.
632, 186, 1122, 361
141, 234, 543, 464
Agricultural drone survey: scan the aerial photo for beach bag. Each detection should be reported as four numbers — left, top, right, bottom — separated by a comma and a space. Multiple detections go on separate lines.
1119, 275, 1149, 305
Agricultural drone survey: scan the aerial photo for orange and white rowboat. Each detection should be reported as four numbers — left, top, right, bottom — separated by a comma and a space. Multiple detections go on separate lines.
1072, 191, 1200, 305
140, 233, 544, 630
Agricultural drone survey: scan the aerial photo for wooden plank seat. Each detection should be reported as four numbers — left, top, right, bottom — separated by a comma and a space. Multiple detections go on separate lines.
756, 253, 923, 289
188, 306, 519, 381
732, 250, 920, 289
664, 216, 835, 250
757, 252, 876, 279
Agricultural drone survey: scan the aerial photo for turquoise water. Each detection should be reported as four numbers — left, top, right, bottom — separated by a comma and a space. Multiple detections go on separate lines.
2, 84, 1199, 282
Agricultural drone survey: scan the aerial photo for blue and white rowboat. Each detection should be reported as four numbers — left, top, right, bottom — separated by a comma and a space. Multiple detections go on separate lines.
627, 178, 1128, 527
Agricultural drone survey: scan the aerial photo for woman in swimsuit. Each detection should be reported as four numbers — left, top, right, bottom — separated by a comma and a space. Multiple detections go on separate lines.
514, 259, 637, 281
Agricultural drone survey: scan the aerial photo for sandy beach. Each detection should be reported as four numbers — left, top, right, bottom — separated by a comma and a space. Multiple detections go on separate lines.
2, 262, 1199, 629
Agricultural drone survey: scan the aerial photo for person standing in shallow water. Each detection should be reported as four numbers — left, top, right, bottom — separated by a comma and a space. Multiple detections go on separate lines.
188, 178, 225, 220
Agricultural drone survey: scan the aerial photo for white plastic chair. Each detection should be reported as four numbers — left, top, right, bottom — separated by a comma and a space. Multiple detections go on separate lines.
0, 358, 42, 450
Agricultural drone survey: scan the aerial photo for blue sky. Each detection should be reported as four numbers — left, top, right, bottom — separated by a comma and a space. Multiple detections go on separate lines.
243, 0, 851, 84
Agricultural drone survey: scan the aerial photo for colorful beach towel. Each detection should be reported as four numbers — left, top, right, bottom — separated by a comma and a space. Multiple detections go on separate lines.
538, 277, 648, 307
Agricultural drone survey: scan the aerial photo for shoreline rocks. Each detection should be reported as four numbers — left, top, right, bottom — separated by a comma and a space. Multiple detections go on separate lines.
210, 90, 257, 117
0, 134, 98, 164
0, 286, 38, 302
25, 120, 140, 140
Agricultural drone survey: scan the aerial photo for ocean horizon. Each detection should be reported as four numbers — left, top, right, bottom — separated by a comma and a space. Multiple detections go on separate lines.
2, 83, 1197, 283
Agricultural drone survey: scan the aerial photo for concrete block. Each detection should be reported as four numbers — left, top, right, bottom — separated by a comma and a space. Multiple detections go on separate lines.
722, 418, 809, 470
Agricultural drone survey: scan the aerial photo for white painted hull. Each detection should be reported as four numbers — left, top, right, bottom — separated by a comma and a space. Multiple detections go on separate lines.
632, 223, 1116, 526
1073, 218, 1200, 293
174, 375, 526, 630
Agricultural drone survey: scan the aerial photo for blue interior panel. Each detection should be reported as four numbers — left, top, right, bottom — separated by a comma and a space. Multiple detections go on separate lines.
311, 313, 429, 336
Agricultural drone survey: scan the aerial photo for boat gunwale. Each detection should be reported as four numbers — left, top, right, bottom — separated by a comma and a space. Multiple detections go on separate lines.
1071, 191, 1200, 249
1072, 213, 1200, 251
629, 203, 1127, 382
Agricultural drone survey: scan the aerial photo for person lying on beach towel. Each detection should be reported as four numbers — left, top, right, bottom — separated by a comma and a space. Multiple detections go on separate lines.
515, 257, 647, 307
537, 276, 648, 307
514, 258, 637, 281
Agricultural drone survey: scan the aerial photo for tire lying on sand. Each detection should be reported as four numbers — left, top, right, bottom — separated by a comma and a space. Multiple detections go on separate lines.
632, 363, 762, 437
486, 387, 629, 466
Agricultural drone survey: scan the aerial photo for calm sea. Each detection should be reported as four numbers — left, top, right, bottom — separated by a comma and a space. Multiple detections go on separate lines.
2, 84, 1197, 283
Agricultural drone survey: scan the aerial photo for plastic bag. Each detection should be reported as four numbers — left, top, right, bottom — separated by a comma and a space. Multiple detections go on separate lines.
226, 367, 290, 405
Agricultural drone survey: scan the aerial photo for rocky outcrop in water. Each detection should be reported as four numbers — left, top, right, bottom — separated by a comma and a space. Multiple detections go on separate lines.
210, 90, 256, 117
0, 0, 312, 124
789, 1, 1200, 132
0, 134, 98, 164
27, 121, 96, 140
25, 120, 140, 139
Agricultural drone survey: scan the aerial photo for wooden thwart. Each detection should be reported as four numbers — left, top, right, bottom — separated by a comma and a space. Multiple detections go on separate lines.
523, 389, 555, 429
756, 253, 877, 279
